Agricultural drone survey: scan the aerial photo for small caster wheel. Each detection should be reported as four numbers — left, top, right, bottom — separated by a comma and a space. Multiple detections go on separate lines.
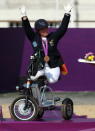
61, 98, 73, 120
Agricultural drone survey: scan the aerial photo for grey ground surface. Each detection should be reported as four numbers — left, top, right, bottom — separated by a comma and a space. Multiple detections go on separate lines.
0, 91, 95, 105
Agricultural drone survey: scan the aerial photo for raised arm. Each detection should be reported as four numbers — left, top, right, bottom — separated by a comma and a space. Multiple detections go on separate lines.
20, 6, 35, 42
52, 4, 72, 41
54, 13, 70, 40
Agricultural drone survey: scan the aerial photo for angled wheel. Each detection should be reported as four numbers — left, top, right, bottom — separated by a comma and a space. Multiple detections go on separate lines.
10, 96, 39, 121
37, 107, 44, 119
61, 98, 73, 120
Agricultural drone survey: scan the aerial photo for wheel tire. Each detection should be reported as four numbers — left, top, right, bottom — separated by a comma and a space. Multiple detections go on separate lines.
37, 107, 44, 119
61, 98, 73, 120
10, 96, 39, 121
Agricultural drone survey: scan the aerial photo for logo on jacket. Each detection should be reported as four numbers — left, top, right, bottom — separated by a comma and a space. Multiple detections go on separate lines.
49, 39, 54, 46
32, 41, 38, 47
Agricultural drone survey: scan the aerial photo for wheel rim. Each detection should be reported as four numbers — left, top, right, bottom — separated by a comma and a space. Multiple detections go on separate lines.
13, 98, 36, 120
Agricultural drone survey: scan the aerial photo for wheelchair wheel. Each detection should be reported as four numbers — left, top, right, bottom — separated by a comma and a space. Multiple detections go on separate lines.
61, 98, 73, 120
37, 107, 44, 119
10, 96, 39, 121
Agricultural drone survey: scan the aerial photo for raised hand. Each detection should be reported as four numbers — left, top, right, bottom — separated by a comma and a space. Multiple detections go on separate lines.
19, 5, 27, 17
64, 4, 73, 14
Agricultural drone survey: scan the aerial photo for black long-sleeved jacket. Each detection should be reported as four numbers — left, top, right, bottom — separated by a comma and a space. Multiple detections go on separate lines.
22, 13, 70, 68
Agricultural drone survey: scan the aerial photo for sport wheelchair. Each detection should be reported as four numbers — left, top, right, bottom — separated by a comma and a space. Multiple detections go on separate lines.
10, 53, 73, 121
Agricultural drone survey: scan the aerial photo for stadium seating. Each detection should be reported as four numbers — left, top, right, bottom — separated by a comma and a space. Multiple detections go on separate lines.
0, 0, 95, 27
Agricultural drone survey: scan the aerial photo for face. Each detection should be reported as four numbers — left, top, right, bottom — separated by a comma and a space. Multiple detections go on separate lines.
39, 28, 48, 37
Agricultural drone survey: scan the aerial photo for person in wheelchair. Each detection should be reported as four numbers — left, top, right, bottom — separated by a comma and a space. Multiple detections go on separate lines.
20, 5, 72, 84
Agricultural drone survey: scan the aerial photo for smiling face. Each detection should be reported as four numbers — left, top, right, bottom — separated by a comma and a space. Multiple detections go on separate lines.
39, 28, 48, 37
